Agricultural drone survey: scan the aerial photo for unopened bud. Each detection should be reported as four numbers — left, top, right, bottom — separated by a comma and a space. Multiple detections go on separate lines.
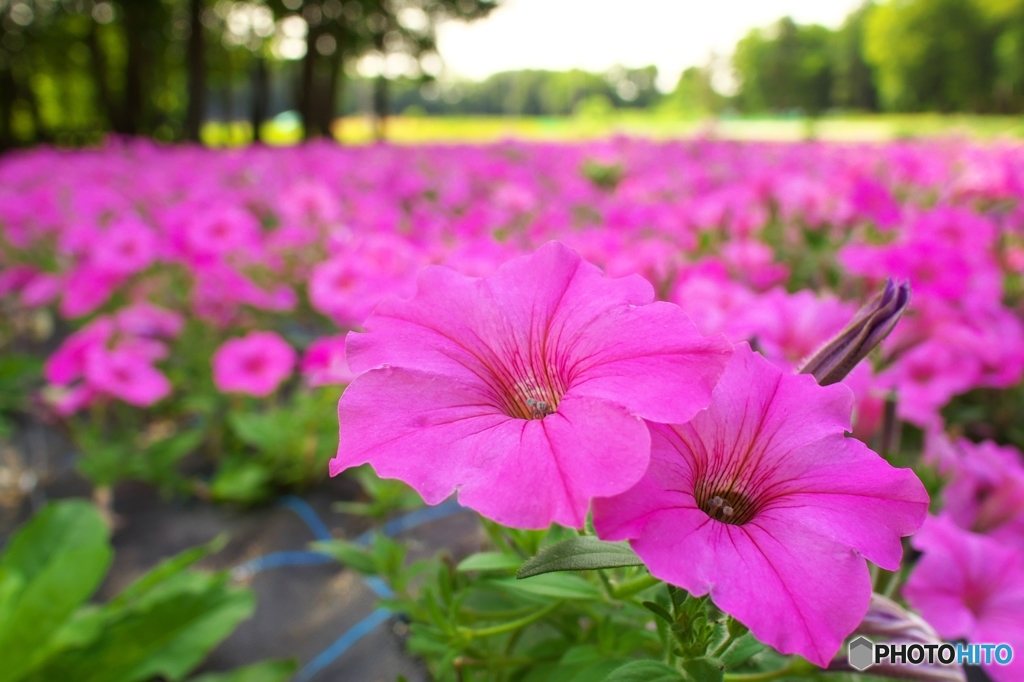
827, 594, 966, 682
800, 278, 911, 386
856, 594, 942, 644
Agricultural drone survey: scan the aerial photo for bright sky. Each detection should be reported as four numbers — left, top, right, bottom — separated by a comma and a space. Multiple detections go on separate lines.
436, 0, 865, 91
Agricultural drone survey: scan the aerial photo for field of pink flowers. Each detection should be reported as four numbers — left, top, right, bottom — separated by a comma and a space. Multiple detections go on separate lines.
2, 137, 1024, 680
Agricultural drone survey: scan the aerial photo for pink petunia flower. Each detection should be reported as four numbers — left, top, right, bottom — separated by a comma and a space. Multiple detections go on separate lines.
212, 331, 296, 397
940, 438, 1024, 552
331, 242, 733, 529
593, 344, 928, 666
90, 217, 159, 275
904, 516, 1024, 682
83, 345, 172, 407
301, 335, 355, 387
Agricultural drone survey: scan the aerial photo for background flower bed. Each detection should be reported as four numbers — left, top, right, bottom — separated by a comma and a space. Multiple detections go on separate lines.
1, 137, 1024, 680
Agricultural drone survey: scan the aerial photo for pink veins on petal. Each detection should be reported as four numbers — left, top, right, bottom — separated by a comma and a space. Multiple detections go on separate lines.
593, 343, 929, 667
331, 241, 733, 530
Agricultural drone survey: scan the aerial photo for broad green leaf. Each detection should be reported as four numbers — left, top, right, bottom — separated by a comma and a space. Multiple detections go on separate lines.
0, 500, 112, 682
456, 552, 522, 573
517, 536, 644, 578
107, 535, 227, 612
228, 411, 292, 457
680, 658, 724, 682
602, 660, 684, 682
31, 571, 255, 682
490, 573, 602, 601
189, 659, 297, 682
311, 540, 378, 575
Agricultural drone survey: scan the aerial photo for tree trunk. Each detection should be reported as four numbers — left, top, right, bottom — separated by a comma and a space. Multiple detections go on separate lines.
250, 55, 268, 143
299, 28, 321, 139
86, 20, 123, 133
316, 35, 344, 141
184, 0, 205, 142
373, 74, 389, 142
0, 67, 13, 151
122, 8, 146, 135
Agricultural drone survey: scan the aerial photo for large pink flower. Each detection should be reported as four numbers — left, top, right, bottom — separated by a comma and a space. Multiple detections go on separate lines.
904, 516, 1024, 682
331, 242, 732, 529
593, 344, 928, 666
212, 331, 296, 397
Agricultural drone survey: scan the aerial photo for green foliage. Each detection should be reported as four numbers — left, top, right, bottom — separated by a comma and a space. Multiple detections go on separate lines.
214, 387, 340, 504
0, 500, 292, 682
0, 500, 112, 682
74, 421, 207, 493
864, 0, 999, 112
313, 510, 795, 682
0, 353, 42, 438
732, 17, 836, 115
333, 464, 424, 519
515, 536, 643, 578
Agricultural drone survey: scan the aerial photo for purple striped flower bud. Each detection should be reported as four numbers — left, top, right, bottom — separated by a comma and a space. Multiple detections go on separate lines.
800, 278, 911, 386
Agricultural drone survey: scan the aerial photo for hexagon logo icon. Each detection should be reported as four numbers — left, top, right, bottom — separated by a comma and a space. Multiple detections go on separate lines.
849, 636, 875, 671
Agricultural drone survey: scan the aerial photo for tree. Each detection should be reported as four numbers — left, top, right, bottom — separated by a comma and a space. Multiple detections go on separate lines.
830, 2, 878, 111
732, 17, 833, 115
864, 0, 997, 112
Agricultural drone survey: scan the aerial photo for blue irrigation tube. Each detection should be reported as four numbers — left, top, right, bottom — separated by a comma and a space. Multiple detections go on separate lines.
233, 494, 467, 681
294, 608, 394, 682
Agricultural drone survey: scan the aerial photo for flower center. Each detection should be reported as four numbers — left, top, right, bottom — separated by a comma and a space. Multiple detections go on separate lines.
695, 486, 759, 525
504, 378, 562, 420
243, 355, 267, 374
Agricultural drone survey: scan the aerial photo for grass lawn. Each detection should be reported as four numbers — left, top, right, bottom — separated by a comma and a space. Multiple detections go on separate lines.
200, 112, 1024, 146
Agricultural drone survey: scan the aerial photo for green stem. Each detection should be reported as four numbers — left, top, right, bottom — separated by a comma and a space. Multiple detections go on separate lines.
458, 600, 562, 640
724, 657, 815, 681
611, 573, 661, 599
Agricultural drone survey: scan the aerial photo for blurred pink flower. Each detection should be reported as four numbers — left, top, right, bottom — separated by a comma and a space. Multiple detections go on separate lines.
878, 339, 981, 429
941, 439, 1024, 552
905, 516, 1024, 682
212, 331, 296, 396
301, 335, 355, 387
84, 345, 171, 407
185, 204, 261, 258
331, 242, 733, 529
115, 302, 185, 339
593, 344, 928, 666
44, 317, 116, 385
91, 217, 158, 275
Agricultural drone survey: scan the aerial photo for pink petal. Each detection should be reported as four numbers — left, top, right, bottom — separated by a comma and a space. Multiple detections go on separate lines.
628, 508, 871, 667
333, 366, 650, 529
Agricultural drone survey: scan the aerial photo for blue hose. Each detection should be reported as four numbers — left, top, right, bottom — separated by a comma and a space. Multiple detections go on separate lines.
294, 608, 394, 682
234, 494, 467, 681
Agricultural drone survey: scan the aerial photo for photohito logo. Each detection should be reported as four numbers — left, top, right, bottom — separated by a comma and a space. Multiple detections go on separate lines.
848, 637, 1015, 671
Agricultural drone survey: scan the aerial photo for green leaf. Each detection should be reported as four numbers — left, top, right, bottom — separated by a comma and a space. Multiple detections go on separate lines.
311, 540, 378, 575
136, 428, 207, 487
32, 572, 256, 682
189, 659, 298, 682
641, 600, 675, 625
490, 573, 602, 601
210, 459, 274, 504
719, 632, 765, 668
602, 660, 684, 682
0, 500, 112, 682
228, 411, 292, 458
107, 535, 227, 612
680, 658, 724, 682
456, 552, 522, 573
517, 536, 644, 578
